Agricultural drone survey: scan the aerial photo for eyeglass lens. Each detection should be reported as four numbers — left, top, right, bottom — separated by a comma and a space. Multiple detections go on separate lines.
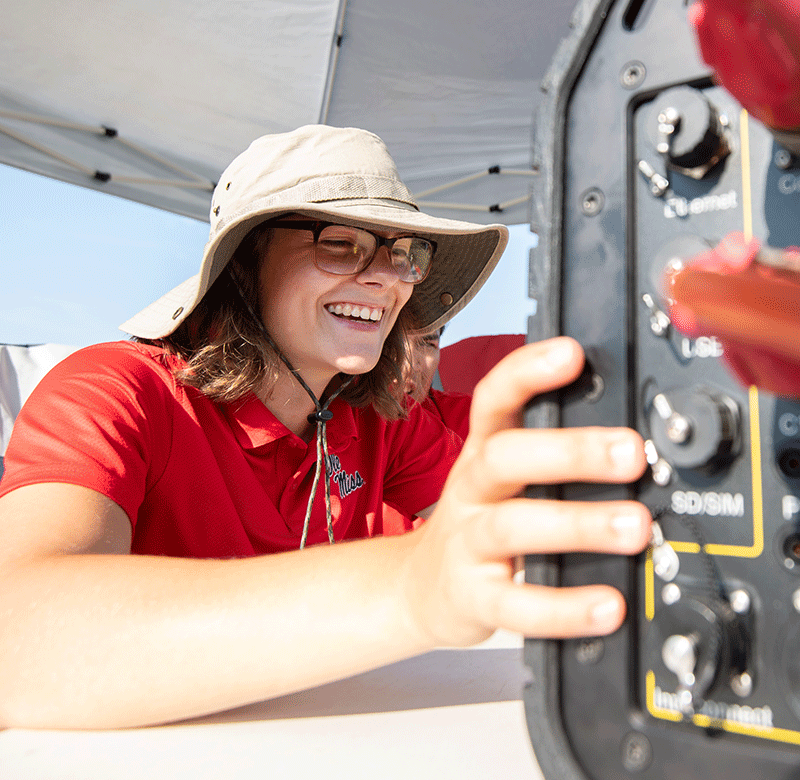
315, 225, 432, 283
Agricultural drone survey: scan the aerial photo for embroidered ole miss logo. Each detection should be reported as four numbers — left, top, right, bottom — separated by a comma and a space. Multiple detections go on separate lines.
325, 454, 365, 499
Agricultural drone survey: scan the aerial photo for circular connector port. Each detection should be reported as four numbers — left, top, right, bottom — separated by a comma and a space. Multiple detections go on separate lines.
779, 448, 800, 480
783, 532, 800, 570
774, 525, 800, 573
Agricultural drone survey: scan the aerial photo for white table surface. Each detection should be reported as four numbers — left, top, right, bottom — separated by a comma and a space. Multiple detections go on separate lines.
0, 630, 547, 780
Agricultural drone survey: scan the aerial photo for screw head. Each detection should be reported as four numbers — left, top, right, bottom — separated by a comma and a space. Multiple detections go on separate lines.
775, 149, 793, 170
583, 373, 605, 403
620, 61, 646, 89
621, 731, 652, 772
575, 637, 605, 665
653, 543, 680, 582
580, 187, 605, 216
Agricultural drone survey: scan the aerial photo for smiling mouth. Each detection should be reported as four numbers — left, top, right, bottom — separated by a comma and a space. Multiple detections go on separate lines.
326, 303, 384, 322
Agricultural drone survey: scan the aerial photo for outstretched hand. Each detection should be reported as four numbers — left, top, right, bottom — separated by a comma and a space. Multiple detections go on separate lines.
402, 337, 651, 648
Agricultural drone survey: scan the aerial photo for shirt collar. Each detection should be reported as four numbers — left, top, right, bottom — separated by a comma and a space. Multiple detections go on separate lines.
223, 394, 358, 451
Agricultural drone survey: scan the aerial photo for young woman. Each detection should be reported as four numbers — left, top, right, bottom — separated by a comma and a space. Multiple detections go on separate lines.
0, 125, 651, 729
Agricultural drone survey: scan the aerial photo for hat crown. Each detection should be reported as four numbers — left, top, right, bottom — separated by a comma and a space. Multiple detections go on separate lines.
210, 125, 417, 237
120, 125, 508, 341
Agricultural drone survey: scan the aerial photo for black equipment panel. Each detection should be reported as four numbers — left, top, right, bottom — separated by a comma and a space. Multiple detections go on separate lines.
523, 1, 800, 778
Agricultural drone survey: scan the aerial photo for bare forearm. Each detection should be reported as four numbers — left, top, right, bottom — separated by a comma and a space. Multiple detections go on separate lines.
0, 532, 431, 729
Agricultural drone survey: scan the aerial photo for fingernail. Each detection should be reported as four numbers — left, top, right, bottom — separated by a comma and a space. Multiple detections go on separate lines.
591, 598, 622, 629
612, 513, 642, 537
545, 339, 573, 368
609, 437, 637, 468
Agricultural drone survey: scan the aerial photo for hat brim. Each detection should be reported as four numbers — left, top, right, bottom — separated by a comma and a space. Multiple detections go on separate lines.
119, 199, 508, 339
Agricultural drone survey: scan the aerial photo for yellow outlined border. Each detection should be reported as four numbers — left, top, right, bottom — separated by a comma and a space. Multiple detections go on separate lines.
647, 672, 800, 746
666, 110, 762, 560
741, 108, 753, 242
644, 111, 797, 745
667, 385, 764, 559
645, 112, 762, 626
646, 387, 764, 620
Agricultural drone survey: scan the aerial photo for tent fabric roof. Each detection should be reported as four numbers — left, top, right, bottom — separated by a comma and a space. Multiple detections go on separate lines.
0, 0, 576, 225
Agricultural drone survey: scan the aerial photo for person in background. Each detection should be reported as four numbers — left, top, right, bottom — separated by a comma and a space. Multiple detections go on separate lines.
407, 326, 471, 442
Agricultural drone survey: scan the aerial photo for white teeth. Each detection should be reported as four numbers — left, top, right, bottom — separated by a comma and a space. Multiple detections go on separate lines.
326, 304, 383, 322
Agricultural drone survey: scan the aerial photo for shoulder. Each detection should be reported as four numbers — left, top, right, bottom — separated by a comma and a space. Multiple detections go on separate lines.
19, 341, 191, 431
52, 340, 177, 373
424, 388, 471, 416
1, 342, 185, 516
415, 390, 471, 442
39, 341, 182, 396
425, 388, 472, 409
371, 398, 462, 510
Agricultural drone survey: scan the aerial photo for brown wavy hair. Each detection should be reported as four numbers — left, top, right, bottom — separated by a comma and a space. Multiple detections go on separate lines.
141, 221, 422, 420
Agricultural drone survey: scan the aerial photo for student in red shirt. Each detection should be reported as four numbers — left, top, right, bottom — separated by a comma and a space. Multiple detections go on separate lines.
408, 329, 526, 443
0, 125, 650, 729
404, 326, 471, 443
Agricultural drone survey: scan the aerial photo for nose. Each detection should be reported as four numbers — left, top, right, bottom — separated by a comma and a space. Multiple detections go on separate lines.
355, 246, 403, 287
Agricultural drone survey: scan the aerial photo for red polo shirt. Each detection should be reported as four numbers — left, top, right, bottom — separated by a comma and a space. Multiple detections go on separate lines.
0, 342, 460, 557
421, 389, 471, 442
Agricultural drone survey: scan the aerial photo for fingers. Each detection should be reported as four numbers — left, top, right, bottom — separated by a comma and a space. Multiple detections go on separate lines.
476, 581, 628, 638
458, 426, 647, 505
457, 336, 646, 504
420, 335, 652, 644
468, 337, 585, 443
466, 499, 652, 560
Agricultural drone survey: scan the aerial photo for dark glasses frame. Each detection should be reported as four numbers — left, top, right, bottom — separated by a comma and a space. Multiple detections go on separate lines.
269, 219, 435, 284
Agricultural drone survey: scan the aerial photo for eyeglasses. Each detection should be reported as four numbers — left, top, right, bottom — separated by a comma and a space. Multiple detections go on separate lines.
271, 220, 434, 284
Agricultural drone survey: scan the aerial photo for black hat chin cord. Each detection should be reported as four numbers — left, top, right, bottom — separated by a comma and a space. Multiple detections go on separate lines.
228, 268, 355, 548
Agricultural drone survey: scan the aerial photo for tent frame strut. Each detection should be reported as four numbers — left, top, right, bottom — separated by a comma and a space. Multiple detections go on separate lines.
0, 101, 533, 215
414, 167, 536, 213
0, 109, 215, 193
319, 0, 350, 125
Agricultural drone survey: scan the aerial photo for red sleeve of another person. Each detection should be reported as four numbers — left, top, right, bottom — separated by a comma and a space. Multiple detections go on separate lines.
380, 334, 526, 534
421, 389, 471, 443
438, 334, 525, 395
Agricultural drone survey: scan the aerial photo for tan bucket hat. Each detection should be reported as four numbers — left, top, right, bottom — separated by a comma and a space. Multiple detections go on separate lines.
120, 125, 509, 339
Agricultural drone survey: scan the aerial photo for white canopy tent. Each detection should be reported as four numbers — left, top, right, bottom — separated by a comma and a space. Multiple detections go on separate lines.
1, 4, 582, 773
0, 0, 582, 457
1, 0, 580, 458
1, 0, 577, 225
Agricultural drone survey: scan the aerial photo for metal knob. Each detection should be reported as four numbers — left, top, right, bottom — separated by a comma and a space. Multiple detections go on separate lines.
648, 387, 740, 471
648, 86, 731, 179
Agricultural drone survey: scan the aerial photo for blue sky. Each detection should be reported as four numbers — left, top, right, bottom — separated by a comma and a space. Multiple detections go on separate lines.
0, 164, 536, 349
